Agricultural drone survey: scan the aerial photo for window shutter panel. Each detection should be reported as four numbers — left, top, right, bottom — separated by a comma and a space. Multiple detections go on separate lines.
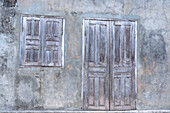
42, 18, 64, 67
21, 16, 41, 66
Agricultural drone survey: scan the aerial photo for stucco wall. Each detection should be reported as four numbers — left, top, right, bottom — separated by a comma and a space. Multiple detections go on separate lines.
0, 0, 170, 110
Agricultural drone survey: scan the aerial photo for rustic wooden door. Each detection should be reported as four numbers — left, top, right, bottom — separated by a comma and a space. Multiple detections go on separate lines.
82, 19, 110, 110
82, 19, 137, 111
110, 21, 136, 110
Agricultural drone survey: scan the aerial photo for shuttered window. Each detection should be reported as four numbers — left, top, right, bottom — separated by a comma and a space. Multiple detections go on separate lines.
20, 15, 64, 67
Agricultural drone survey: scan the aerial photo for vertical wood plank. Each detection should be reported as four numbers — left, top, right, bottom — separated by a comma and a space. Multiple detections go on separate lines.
99, 78, 105, 106
26, 19, 32, 35
89, 25, 95, 62
131, 23, 135, 62
88, 78, 95, 105
124, 77, 131, 105
95, 25, 98, 64
115, 26, 120, 64
126, 26, 130, 61
105, 21, 110, 110
94, 77, 99, 107
114, 78, 121, 106
131, 22, 136, 109
120, 25, 125, 65
120, 77, 125, 106
100, 25, 106, 62
109, 21, 115, 110
34, 20, 39, 36
84, 19, 89, 109
124, 26, 127, 63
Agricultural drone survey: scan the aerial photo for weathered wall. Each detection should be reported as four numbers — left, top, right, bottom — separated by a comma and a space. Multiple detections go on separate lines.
0, 0, 170, 110
0, 0, 17, 110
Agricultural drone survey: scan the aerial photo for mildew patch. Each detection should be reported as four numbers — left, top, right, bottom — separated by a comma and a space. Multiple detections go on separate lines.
3, 0, 17, 7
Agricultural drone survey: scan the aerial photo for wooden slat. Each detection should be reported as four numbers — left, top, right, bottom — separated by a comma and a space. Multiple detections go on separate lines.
126, 26, 131, 61
120, 25, 125, 65
95, 25, 98, 63
113, 74, 131, 78
124, 77, 131, 105
109, 21, 115, 110
88, 78, 95, 106
114, 67, 131, 73
34, 20, 40, 36
83, 19, 89, 109
88, 67, 106, 73
115, 26, 120, 64
123, 25, 127, 63
114, 78, 121, 106
115, 21, 133, 25
120, 77, 125, 106
89, 62, 107, 67
26, 19, 32, 35
88, 73, 106, 78
100, 25, 106, 63
99, 78, 105, 106
94, 78, 99, 107
89, 25, 95, 62
131, 22, 136, 109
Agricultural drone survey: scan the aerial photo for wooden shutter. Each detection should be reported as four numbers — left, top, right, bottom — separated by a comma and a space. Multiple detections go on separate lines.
20, 16, 64, 67
110, 21, 136, 110
83, 19, 110, 110
21, 16, 41, 66
42, 18, 64, 67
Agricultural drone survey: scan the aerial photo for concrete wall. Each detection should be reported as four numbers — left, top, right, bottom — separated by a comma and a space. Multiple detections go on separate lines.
0, 0, 170, 110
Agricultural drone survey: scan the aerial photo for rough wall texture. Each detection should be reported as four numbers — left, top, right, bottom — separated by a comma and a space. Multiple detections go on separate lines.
0, 0, 170, 111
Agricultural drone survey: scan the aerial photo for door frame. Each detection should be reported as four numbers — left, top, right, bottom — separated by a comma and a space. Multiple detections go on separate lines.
81, 18, 138, 110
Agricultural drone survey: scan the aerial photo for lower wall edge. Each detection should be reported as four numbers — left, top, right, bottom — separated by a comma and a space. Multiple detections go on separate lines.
0, 110, 170, 113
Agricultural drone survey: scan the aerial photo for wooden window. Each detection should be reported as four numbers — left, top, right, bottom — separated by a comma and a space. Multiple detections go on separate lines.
82, 19, 137, 111
20, 15, 64, 67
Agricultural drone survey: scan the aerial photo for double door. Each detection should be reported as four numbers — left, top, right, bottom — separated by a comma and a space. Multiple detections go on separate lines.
82, 19, 137, 110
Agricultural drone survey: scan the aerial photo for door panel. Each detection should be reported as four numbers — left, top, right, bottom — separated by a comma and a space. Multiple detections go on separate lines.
110, 21, 136, 110
83, 20, 110, 110
83, 19, 136, 111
